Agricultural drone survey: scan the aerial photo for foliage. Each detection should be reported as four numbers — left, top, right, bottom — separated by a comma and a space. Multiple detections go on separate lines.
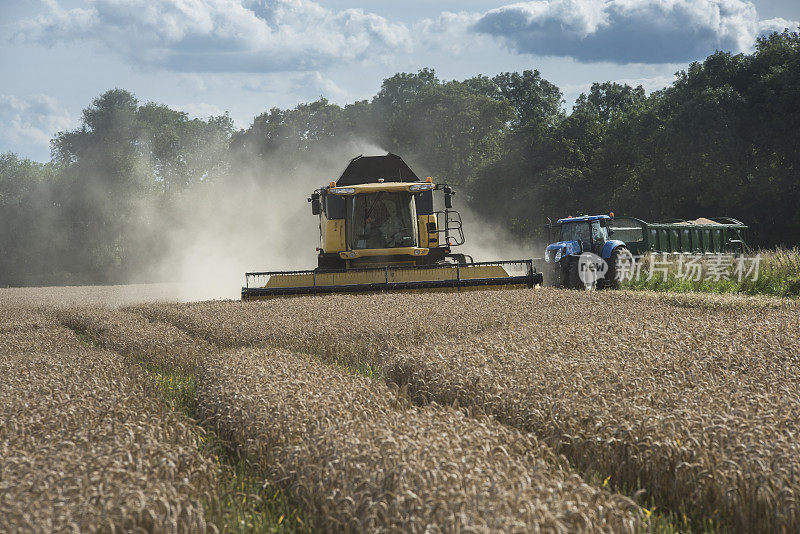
470, 29, 800, 247
1, 90, 233, 286
622, 249, 800, 297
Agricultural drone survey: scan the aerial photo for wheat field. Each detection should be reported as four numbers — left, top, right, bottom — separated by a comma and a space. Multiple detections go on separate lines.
0, 308, 215, 531
1, 285, 797, 532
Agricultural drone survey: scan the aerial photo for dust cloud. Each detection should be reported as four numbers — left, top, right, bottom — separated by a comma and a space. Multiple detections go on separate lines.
457, 206, 543, 263
146, 144, 549, 301
99, 138, 545, 302
151, 141, 386, 301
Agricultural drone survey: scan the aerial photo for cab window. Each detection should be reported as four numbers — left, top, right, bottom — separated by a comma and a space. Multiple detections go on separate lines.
348, 192, 417, 249
560, 222, 591, 252
591, 221, 608, 250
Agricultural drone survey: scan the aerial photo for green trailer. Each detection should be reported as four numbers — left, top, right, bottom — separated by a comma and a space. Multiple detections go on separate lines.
609, 217, 749, 255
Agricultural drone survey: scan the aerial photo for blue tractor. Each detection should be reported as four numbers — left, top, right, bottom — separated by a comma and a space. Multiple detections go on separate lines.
543, 215, 630, 289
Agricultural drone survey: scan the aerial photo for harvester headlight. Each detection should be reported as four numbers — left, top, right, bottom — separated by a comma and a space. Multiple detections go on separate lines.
409, 183, 434, 191
330, 187, 355, 195
554, 249, 562, 262
413, 249, 422, 255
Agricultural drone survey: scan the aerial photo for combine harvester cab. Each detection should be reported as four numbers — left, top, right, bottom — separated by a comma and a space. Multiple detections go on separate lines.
242, 154, 542, 299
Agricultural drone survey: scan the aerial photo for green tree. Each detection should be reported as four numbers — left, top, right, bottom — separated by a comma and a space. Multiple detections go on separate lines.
394, 80, 514, 186
138, 103, 233, 192
585, 82, 646, 122
492, 70, 564, 133
0, 153, 64, 285
232, 98, 345, 157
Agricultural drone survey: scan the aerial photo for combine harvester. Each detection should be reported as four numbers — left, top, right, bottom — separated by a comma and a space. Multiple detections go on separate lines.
242, 154, 542, 299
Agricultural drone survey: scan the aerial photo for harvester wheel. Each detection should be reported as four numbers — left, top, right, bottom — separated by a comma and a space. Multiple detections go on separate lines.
604, 246, 631, 290
317, 253, 345, 271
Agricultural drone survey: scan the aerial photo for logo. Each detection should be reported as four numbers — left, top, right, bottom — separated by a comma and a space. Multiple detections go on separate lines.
578, 252, 608, 288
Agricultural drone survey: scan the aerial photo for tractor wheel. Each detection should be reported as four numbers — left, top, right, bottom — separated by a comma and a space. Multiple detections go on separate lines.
555, 260, 567, 288
561, 257, 581, 289
544, 263, 562, 287
604, 246, 631, 290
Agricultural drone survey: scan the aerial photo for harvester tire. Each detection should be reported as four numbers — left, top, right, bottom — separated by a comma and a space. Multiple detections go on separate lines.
317, 253, 345, 271
604, 246, 630, 290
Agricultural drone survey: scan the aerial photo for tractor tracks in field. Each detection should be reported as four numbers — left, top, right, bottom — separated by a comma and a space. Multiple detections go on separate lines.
37, 289, 800, 532
56, 309, 314, 532
54, 309, 644, 532
118, 296, 799, 533
115, 305, 676, 531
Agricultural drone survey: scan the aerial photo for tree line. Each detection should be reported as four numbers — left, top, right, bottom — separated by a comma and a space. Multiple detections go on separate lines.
1, 30, 798, 286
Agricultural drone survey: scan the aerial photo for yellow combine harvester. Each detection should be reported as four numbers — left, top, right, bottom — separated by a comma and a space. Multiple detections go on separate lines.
242, 154, 542, 299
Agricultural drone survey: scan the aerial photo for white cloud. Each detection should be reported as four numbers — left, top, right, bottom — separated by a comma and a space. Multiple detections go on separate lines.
15, 0, 413, 72
608, 74, 676, 93
177, 73, 211, 93
471, 0, 799, 64
293, 72, 350, 103
414, 12, 485, 56
0, 94, 74, 160
759, 17, 797, 34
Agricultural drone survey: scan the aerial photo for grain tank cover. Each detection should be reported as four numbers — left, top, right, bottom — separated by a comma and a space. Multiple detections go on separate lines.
336, 153, 420, 186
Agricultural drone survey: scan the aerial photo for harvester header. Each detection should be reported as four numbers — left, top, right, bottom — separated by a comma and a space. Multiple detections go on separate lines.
242, 154, 542, 299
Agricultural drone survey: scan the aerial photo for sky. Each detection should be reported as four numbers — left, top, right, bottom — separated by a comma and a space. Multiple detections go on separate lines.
1, 0, 798, 162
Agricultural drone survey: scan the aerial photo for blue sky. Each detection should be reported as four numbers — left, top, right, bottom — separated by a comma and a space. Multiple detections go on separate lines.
2, 0, 798, 162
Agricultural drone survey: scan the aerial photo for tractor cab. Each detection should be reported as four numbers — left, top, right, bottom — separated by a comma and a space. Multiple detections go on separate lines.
311, 179, 458, 269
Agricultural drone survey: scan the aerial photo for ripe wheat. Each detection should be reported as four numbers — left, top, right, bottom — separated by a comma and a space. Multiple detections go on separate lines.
198, 347, 642, 532
130, 288, 800, 531
0, 307, 216, 532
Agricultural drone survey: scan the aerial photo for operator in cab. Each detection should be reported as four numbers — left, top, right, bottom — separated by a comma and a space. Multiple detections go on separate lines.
363, 195, 411, 248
